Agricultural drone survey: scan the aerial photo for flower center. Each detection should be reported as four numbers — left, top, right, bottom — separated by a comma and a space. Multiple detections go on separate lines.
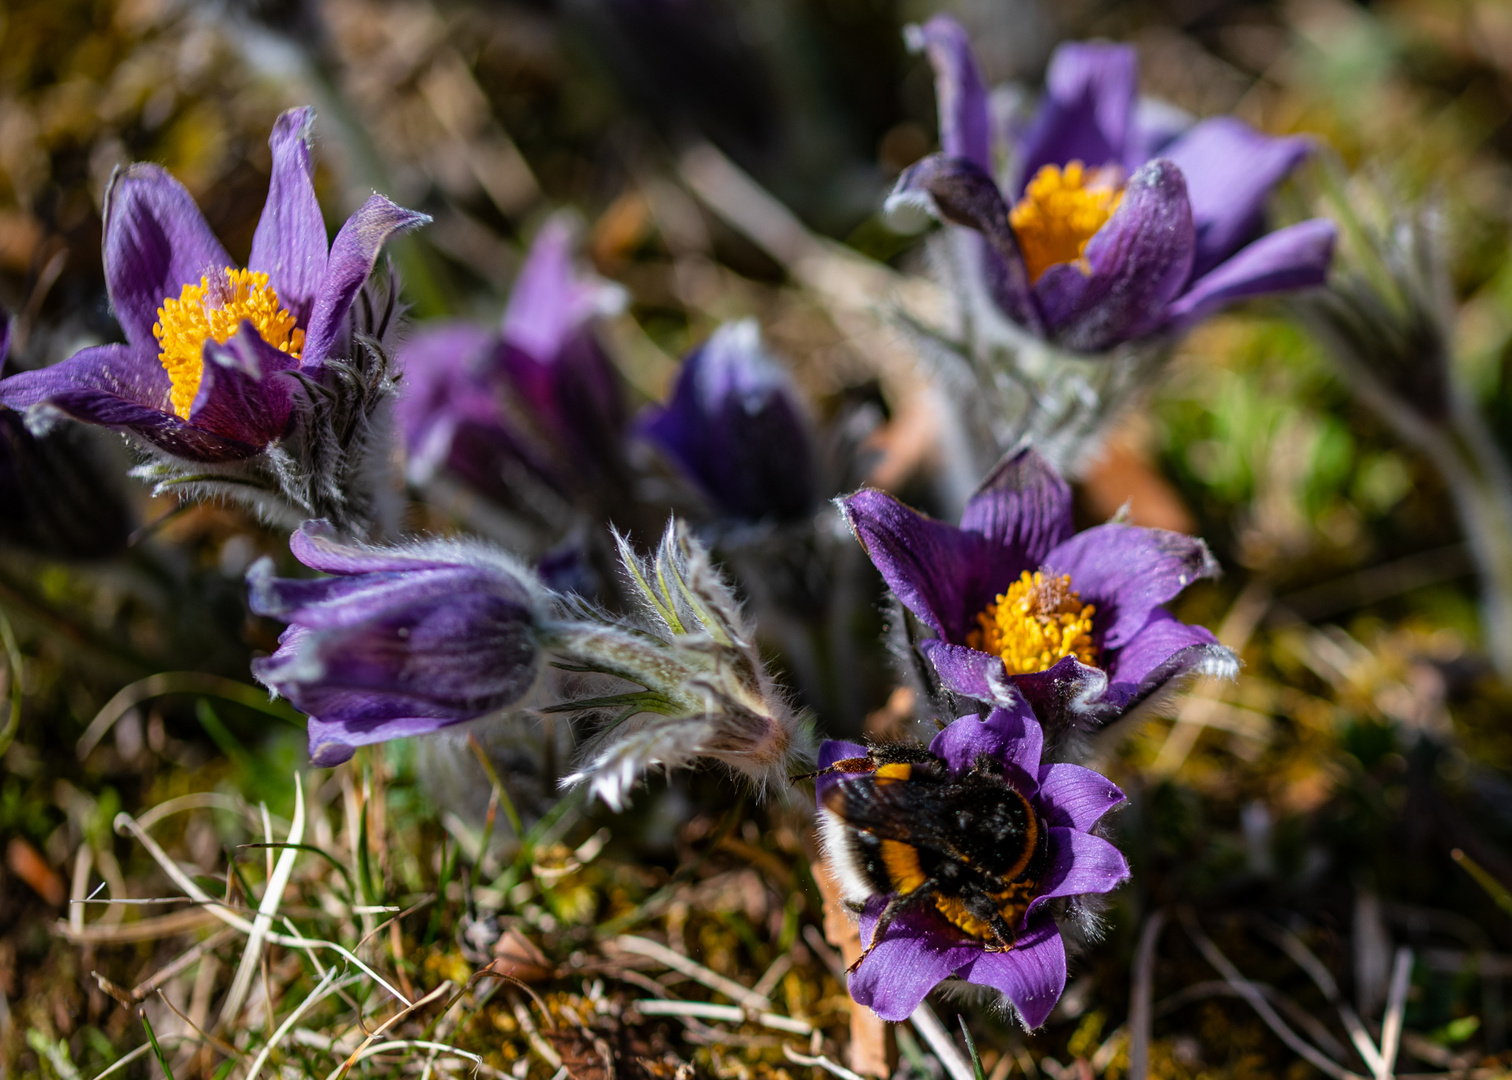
965, 570, 1098, 675
153, 267, 304, 420
1008, 162, 1123, 284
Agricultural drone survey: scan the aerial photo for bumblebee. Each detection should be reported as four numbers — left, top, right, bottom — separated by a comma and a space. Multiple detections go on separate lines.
812, 743, 1048, 970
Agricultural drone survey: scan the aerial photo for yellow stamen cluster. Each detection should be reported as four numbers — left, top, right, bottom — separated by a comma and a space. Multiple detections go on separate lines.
966, 570, 1098, 675
153, 267, 304, 419
1008, 162, 1123, 283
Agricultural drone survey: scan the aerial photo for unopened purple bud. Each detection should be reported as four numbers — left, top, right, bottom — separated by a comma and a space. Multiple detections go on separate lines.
640, 320, 816, 522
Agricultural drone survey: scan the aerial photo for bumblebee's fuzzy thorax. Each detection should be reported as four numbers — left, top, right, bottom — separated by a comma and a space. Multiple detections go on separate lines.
818, 743, 1049, 952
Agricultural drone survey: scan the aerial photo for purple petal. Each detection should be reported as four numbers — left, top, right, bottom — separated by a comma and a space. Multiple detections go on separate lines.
1165, 218, 1336, 333
815, 739, 870, 807
929, 703, 1043, 793
1043, 522, 1219, 650
394, 322, 502, 480
1162, 117, 1313, 276
907, 16, 992, 173
921, 640, 1021, 706
850, 900, 981, 1021
959, 447, 1074, 567
0, 343, 261, 462
956, 914, 1066, 1029
102, 164, 233, 351
251, 565, 487, 630
841, 488, 991, 641
1015, 42, 1139, 193
189, 323, 299, 447
889, 155, 1042, 333
1029, 828, 1131, 915
1035, 763, 1125, 831
1011, 655, 1111, 732
248, 107, 328, 326
305, 714, 467, 766
289, 520, 464, 575
502, 216, 616, 365
1103, 608, 1237, 715
639, 320, 816, 522
1036, 158, 1195, 352
303, 195, 430, 365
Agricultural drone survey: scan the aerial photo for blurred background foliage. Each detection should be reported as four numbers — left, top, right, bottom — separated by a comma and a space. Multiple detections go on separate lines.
6, 0, 1512, 1077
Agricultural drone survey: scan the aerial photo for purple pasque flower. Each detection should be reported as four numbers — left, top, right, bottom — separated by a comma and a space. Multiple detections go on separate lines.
891, 17, 1335, 353
816, 702, 1128, 1026
395, 216, 627, 500
639, 320, 817, 523
249, 520, 549, 767
839, 447, 1235, 727
0, 108, 427, 463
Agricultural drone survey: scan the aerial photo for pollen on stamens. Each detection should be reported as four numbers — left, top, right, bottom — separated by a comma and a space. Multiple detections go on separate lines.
966, 570, 1098, 676
153, 267, 304, 420
1008, 161, 1123, 284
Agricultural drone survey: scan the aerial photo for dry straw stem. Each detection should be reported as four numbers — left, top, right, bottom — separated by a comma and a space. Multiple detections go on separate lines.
1181, 909, 1368, 1080
1127, 910, 1166, 1080
612, 934, 770, 1011
632, 998, 813, 1035
783, 1044, 871, 1080
219, 773, 306, 1028
908, 1003, 977, 1080
111, 804, 412, 1006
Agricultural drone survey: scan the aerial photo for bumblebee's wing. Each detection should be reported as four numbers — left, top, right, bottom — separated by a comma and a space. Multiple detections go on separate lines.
823, 775, 965, 853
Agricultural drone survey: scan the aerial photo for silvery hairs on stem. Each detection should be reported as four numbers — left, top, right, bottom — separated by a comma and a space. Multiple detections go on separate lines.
544, 520, 814, 811
887, 209, 1173, 483
135, 266, 406, 538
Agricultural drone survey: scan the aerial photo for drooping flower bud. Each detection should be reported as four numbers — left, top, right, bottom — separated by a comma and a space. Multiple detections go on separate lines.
639, 320, 818, 523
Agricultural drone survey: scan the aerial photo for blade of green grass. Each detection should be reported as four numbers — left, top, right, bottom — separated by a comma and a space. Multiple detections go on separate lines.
140, 1015, 174, 1079
1452, 849, 1512, 917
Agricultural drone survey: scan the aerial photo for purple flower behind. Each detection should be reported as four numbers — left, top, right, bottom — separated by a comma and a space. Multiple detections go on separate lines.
0, 108, 427, 462
639, 320, 817, 523
395, 217, 627, 501
817, 702, 1129, 1026
890, 17, 1335, 353
249, 521, 548, 766
839, 447, 1236, 729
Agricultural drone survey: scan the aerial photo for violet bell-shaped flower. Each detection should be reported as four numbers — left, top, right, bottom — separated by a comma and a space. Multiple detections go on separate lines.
817, 703, 1129, 1026
395, 217, 627, 502
639, 319, 817, 523
249, 521, 550, 767
839, 447, 1236, 730
889, 17, 1336, 353
0, 108, 428, 463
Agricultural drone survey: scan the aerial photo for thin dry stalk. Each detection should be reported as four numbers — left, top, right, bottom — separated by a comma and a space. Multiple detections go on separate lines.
1377, 949, 1414, 1080
910, 1003, 976, 1080
220, 774, 306, 1028
1182, 910, 1367, 1080
1128, 911, 1166, 1080
612, 934, 770, 1010
783, 1044, 870, 1080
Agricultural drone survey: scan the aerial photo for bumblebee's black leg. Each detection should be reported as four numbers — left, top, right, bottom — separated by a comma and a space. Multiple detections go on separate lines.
961, 889, 1020, 951
847, 881, 939, 974
791, 756, 874, 782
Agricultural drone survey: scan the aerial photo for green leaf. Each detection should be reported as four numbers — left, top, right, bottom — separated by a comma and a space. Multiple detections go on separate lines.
141, 1014, 175, 1079
958, 1015, 986, 1080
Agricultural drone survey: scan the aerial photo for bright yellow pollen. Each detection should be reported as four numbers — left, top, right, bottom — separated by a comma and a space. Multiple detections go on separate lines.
1008, 162, 1123, 284
966, 570, 1098, 675
153, 267, 303, 419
